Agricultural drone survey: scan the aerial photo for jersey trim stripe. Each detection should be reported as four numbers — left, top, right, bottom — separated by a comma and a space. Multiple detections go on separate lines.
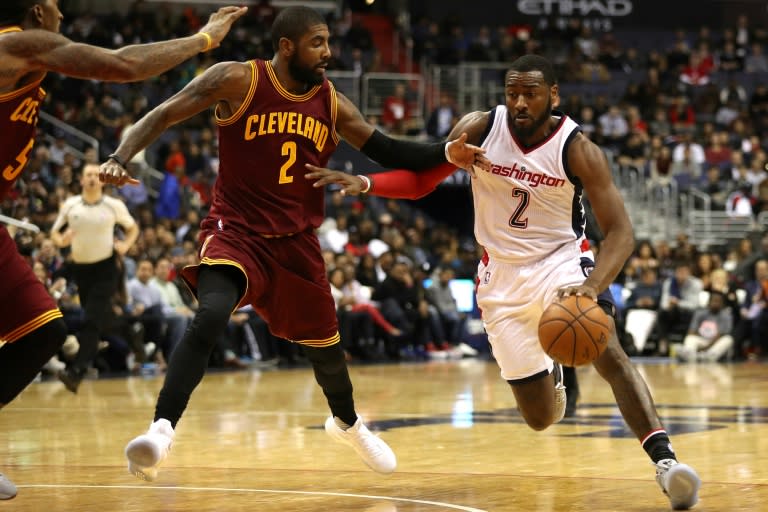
1, 309, 63, 343
561, 127, 582, 185
510, 111, 567, 155
215, 60, 257, 126
265, 61, 321, 102
328, 81, 340, 145
296, 332, 341, 347
0, 77, 44, 102
478, 109, 495, 146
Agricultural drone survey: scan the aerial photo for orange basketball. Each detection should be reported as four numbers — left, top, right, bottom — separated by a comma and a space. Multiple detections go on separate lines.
538, 295, 612, 367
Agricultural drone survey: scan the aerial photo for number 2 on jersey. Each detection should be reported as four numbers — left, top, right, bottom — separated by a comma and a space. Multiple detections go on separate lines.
279, 141, 297, 184
508, 187, 530, 229
3, 138, 34, 181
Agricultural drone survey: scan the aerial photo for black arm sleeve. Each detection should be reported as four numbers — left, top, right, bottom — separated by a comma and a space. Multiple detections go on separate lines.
359, 129, 447, 170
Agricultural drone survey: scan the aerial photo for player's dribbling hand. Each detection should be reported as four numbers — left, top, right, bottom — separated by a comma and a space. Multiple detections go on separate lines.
99, 160, 140, 187
556, 284, 599, 301
199, 6, 249, 49
305, 164, 365, 196
445, 132, 491, 177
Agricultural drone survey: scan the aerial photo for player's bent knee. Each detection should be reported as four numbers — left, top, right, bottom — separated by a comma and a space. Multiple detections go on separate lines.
303, 343, 346, 373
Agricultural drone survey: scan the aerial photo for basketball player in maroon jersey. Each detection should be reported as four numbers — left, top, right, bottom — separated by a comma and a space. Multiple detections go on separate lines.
305, 55, 701, 510
100, 6, 488, 481
0, 1, 247, 499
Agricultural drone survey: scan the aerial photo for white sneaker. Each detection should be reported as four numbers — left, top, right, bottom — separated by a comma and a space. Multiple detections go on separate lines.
324, 416, 396, 474
0, 472, 17, 500
125, 419, 174, 481
552, 363, 566, 424
42, 355, 66, 373
457, 342, 479, 357
655, 459, 701, 510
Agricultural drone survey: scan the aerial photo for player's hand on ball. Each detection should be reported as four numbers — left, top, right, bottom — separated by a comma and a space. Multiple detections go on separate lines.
557, 284, 598, 301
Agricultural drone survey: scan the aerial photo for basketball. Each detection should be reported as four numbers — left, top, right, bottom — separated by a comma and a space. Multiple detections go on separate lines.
538, 295, 612, 367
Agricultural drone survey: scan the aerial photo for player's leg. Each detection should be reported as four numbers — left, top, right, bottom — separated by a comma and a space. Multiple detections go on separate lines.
592, 319, 701, 509
563, 365, 579, 417
0, 318, 67, 501
262, 233, 395, 473
124, 264, 244, 481
507, 367, 562, 430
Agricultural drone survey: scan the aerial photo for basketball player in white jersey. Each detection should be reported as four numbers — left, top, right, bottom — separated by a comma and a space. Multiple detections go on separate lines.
306, 54, 701, 510
51, 163, 139, 392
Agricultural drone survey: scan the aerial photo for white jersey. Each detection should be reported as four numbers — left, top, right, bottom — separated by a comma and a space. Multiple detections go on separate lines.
51, 194, 135, 264
472, 106, 586, 263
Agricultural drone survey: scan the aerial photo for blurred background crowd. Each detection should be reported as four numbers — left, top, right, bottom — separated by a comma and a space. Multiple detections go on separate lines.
4, 0, 768, 381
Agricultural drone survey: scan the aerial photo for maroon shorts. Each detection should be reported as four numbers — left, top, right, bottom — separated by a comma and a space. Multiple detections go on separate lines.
180, 228, 339, 346
0, 226, 61, 343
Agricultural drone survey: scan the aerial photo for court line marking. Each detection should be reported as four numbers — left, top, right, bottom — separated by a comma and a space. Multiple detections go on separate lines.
18, 484, 488, 511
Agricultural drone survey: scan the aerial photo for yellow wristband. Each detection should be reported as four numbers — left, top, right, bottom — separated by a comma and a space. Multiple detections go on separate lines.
198, 31, 213, 52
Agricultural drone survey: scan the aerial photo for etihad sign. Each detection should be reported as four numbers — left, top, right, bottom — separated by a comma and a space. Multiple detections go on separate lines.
517, 0, 633, 16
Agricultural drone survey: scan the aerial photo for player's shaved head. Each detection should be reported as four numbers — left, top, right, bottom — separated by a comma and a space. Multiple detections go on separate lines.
507, 54, 558, 86
271, 6, 326, 51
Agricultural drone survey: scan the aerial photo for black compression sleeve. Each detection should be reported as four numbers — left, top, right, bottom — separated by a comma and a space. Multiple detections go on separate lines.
359, 129, 447, 170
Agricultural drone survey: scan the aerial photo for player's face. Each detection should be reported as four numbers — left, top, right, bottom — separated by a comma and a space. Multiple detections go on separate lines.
289, 24, 331, 86
504, 70, 559, 140
34, 0, 63, 33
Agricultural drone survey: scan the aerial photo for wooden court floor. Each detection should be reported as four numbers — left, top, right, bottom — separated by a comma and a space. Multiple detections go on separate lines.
1, 358, 766, 511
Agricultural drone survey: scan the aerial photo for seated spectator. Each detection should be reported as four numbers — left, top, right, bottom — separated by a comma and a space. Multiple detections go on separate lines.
126, 258, 167, 363
150, 256, 194, 356
675, 291, 734, 362
426, 92, 459, 140
697, 165, 729, 210
725, 181, 757, 218
734, 258, 768, 359
426, 266, 477, 357
654, 260, 704, 355
381, 82, 411, 135
623, 267, 663, 354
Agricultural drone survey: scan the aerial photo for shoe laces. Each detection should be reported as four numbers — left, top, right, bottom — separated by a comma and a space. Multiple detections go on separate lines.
353, 428, 385, 456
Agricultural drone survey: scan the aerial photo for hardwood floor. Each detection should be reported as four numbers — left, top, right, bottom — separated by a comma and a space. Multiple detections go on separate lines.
2, 359, 766, 511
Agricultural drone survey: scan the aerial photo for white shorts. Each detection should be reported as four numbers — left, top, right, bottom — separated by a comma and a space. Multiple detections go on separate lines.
476, 241, 596, 381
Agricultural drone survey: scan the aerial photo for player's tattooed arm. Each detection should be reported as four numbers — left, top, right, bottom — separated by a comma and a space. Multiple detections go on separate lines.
101, 61, 250, 186
0, 6, 247, 83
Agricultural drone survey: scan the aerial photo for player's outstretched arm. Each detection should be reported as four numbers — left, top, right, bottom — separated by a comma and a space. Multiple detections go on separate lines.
2, 6, 247, 83
305, 161, 457, 199
334, 92, 490, 172
559, 134, 634, 298
100, 61, 250, 186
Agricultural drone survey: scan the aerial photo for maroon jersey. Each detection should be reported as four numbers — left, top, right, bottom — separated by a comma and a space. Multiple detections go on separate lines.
208, 59, 339, 235
0, 27, 46, 200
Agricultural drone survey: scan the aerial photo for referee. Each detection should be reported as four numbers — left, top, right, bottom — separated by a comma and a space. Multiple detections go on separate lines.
51, 163, 139, 392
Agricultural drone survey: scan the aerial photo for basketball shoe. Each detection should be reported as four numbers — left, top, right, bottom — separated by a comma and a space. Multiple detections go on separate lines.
552, 363, 566, 424
324, 416, 397, 474
0, 472, 17, 500
655, 459, 701, 510
125, 419, 174, 481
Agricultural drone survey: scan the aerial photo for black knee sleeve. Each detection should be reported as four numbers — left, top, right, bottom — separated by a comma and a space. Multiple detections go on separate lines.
303, 343, 347, 374
0, 318, 66, 404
